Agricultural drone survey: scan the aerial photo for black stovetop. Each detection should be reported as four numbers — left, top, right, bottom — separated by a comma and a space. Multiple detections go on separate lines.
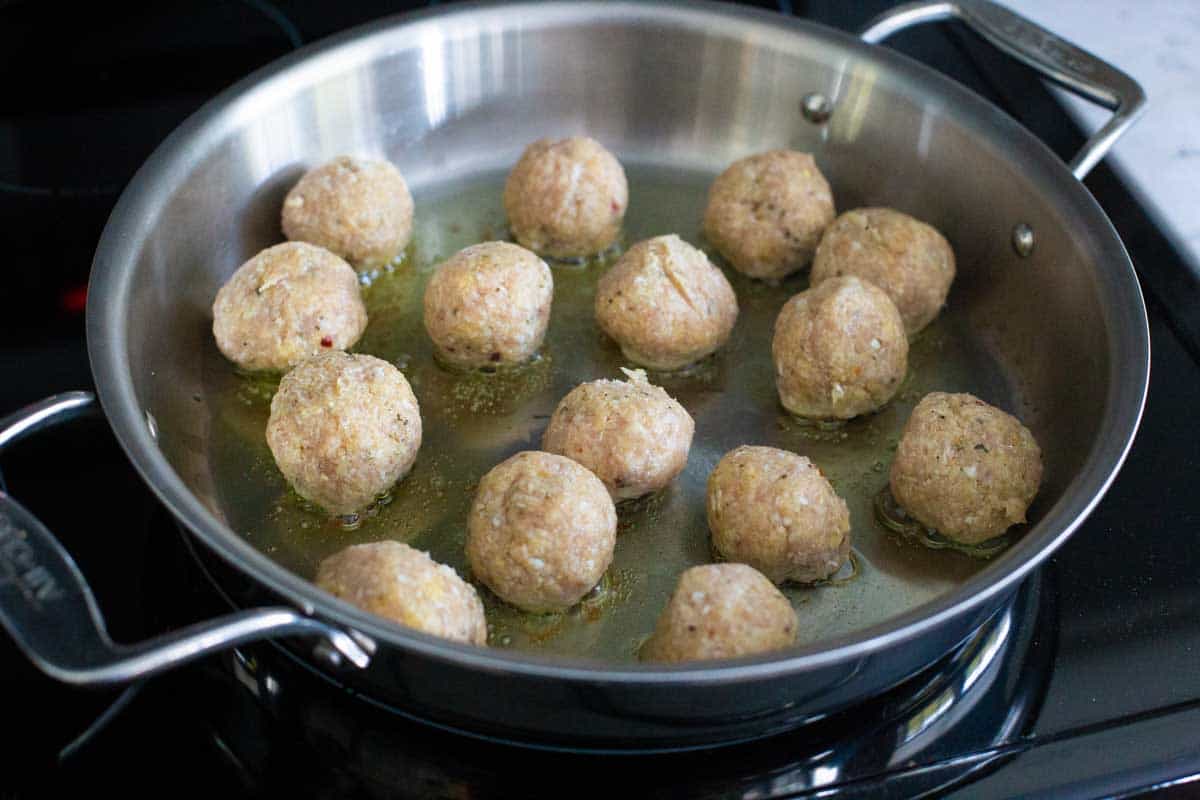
2, 1, 1199, 797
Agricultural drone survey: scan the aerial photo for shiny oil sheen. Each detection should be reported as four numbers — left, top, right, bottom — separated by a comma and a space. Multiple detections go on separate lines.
208, 165, 1012, 661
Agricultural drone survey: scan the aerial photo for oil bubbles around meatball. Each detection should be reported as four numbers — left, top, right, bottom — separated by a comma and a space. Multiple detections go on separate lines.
886, 392, 1043, 549
266, 351, 422, 517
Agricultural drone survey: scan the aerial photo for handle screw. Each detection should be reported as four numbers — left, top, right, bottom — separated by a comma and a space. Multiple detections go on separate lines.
1012, 223, 1035, 258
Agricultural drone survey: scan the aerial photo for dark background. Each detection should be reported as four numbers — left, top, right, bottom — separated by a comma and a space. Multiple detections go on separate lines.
1, 1, 1198, 797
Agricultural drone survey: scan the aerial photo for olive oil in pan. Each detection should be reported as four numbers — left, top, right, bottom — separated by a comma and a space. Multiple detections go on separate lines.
206, 164, 1015, 662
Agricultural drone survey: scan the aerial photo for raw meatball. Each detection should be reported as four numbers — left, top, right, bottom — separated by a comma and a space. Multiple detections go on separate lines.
423, 241, 553, 369
542, 368, 694, 501
811, 207, 955, 335
890, 392, 1043, 545
772, 275, 908, 420
266, 351, 422, 515
282, 155, 414, 269
703, 150, 835, 281
316, 541, 486, 645
503, 137, 628, 259
641, 564, 797, 663
594, 234, 739, 370
212, 241, 367, 372
707, 446, 850, 584
466, 451, 617, 613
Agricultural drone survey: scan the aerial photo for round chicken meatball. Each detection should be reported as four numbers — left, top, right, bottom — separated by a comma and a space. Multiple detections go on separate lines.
641, 564, 797, 663
466, 451, 617, 613
703, 150, 835, 281
423, 242, 553, 369
266, 352, 422, 516
282, 155, 414, 269
212, 241, 367, 372
316, 541, 486, 645
890, 392, 1043, 545
707, 446, 850, 584
772, 275, 908, 420
811, 207, 955, 335
542, 368, 694, 501
595, 234, 739, 370
503, 137, 628, 259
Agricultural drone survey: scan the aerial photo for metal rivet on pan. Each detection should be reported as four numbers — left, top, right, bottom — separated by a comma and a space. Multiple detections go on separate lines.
1012, 223, 1035, 258
801, 92, 832, 124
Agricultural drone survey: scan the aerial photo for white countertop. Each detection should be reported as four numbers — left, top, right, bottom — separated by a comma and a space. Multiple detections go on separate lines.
1002, 0, 1200, 271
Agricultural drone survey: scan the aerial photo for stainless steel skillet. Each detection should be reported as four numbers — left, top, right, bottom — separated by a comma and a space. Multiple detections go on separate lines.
0, 0, 1147, 749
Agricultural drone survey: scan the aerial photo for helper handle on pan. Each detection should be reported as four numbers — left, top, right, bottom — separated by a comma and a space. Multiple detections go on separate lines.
0, 392, 372, 686
860, 0, 1146, 180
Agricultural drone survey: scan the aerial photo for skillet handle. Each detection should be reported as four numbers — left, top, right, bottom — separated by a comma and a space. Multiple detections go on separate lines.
860, 0, 1145, 180
0, 392, 372, 686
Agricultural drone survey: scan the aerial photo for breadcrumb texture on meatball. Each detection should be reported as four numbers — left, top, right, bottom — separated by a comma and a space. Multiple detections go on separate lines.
316, 541, 486, 645
423, 241, 553, 369
811, 207, 955, 335
890, 392, 1043, 545
641, 563, 798, 663
702, 150, 835, 281
212, 241, 367, 372
707, 445, 850, 584
266, 351, 422, 516
503, 137, 628, 259
594, 234, 739, 370
466, 451, 617, 613
542, 368, 694, 501
772, 275, 908, 420
281, 155, 414, 269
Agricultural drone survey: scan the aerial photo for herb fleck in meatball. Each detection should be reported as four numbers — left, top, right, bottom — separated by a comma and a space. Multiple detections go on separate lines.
316, 541, 486, 645
266, 352, 421, 515
503, 137, 628, 259
595, 234, 739, 370
890, 392, 1043, 544
542, 368, 694, 501
423, 241, 553, 369
282, 155, 414, 269
811, 207, 955, 335
212, 242, 367, 372
703, 150, 835, 281
707, 446, 850, 584
641, 564, 797, 663
772, 275, 908, 420
466, 451, 617, 613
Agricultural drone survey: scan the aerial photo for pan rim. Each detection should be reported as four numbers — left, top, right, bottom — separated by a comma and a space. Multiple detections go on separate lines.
86, 0, 1149, 684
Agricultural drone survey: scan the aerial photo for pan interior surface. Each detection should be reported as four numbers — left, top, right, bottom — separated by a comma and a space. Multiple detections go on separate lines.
208, 164, 1010, 661
91, 2, 1142, 673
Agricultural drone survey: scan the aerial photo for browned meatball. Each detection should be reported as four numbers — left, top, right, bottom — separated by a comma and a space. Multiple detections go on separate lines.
282, 155, 414, 269
890, 392, 1043, 545
466, 451, 617, 613
641, 564, 798, 663
316, 541, 486, 645
503, 137, 628, 259
266, 352, 422, 516
212, 242, 367, 372
542, 368, 694, 501
594, 234, 739, 370
423, 242, 553, 369
811, 208, 955, 335
703, 150, 835, 281
707, 446, 850, 584
772, 275, 908, 420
